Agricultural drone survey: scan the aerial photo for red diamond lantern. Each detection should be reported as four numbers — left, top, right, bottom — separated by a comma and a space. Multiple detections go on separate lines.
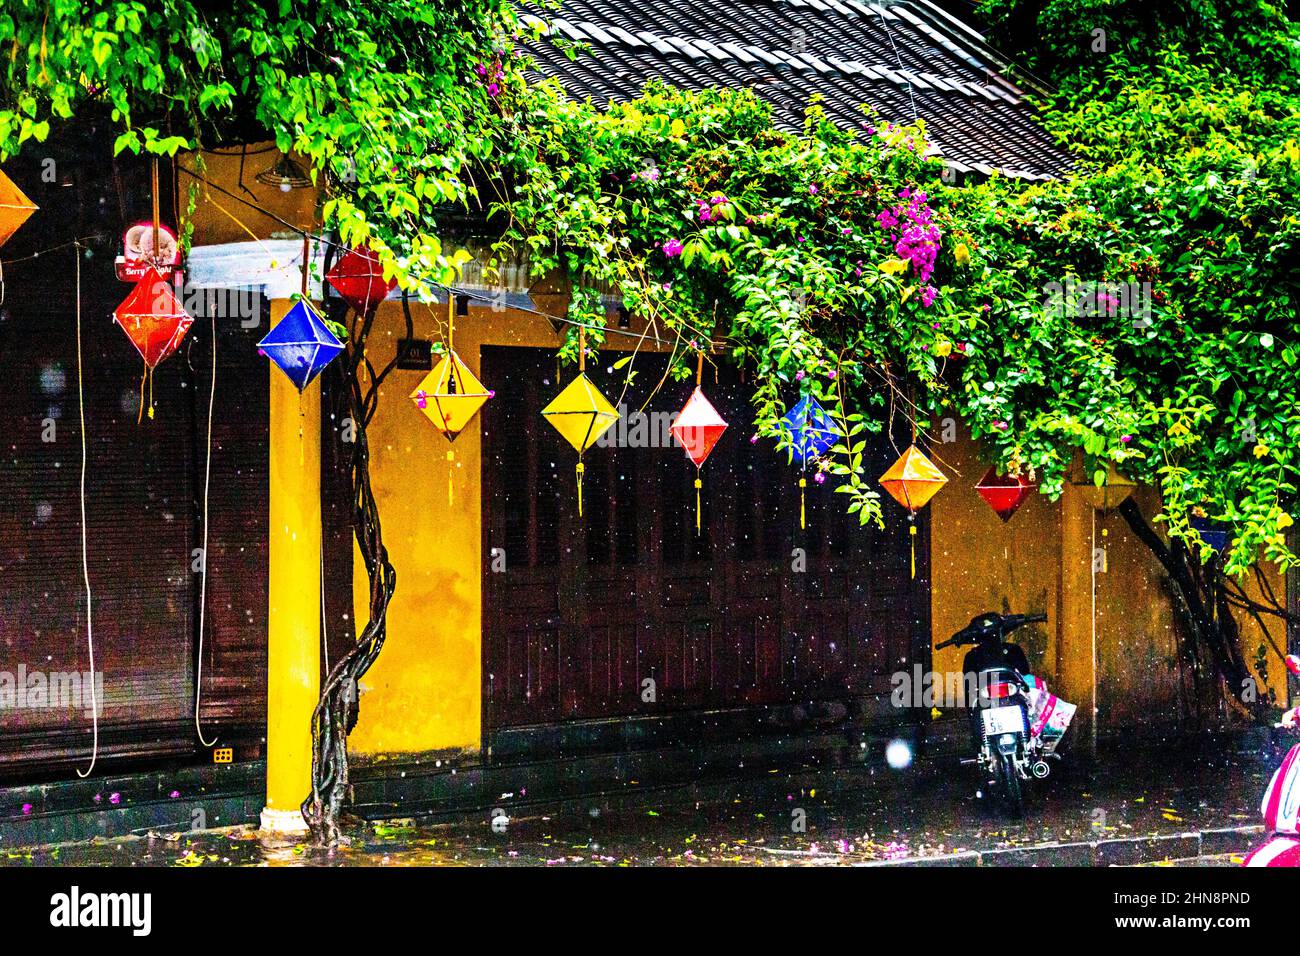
113, 267, 193, 369
670, 386, 728, 536
975, 466, 1036, 522
326, 245, 395, 316
113, 267, 194, 421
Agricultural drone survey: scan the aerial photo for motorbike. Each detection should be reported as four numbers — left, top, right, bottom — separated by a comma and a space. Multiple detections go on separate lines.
936, 611, 1074, 818
1243, 653, 1300, 867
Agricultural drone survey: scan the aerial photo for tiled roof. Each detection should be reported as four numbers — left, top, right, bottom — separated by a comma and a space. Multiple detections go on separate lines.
521, 0, 1072, 180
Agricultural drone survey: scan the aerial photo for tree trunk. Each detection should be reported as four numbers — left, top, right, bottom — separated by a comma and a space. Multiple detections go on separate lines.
1116, 497, 1273, 723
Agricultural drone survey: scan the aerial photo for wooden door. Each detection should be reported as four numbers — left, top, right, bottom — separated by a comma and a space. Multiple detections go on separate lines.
481, 346, 929, 749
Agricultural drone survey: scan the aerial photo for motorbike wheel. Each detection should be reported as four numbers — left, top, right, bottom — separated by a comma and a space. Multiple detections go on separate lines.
994, 752, 1025, 819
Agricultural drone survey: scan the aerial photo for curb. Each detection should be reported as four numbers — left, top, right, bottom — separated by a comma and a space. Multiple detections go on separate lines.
861, 825, 1264, 867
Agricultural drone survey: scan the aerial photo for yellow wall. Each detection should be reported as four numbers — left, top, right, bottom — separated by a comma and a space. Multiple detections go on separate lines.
931, 424, 1287, 736
346, 301, 560, 755
183, 144, 320, 242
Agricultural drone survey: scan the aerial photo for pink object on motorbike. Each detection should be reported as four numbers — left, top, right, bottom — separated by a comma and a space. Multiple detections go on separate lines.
1243, 657, 1300, 867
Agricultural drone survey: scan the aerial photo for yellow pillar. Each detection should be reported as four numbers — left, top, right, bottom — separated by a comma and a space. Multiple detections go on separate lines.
260, 296, 322, 834
1057, 483, 1098, 754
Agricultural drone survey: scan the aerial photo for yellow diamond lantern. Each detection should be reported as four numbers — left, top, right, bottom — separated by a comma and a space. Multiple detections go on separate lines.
0, 168, 37, 249
411, 350, 494, 506
541, 372, 620, 517
411, 350, 494, 440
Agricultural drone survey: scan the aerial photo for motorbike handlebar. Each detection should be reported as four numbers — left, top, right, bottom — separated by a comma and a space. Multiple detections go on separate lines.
938, 611, 1047, 649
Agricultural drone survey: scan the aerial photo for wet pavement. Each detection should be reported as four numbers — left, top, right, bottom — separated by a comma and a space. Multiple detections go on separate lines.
0, 738, 1278, 866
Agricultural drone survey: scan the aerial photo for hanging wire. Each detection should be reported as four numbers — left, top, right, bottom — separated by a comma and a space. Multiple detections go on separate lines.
73, 242, 99, 779
873, 6, 919, 124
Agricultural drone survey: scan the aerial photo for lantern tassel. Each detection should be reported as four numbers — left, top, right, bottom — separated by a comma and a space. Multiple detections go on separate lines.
909, 522, 917, 579
695, 476, 702, 536
576, 460, 585, 517
137, 366, 146, 424
799, 477, 807, 530
447, 449, 455, 507
147, 366, 155, 420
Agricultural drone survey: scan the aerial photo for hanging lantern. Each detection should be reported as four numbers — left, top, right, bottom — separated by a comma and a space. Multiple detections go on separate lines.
781, 395, 837, 464
0, 168, 37, 249
780, 395, 838, 530
412, 352, 494, 439
258, 299, 345, 391
1072, 463, 1136, 511
325, 245, 395, 316
670, 384, 728, 536
975, 466, 1035, 522
1189, 513, 1231, 552
411, 296, 494, 506
541, 370, 618, 518
879, 444, 948, 579
112, 267, 194, 420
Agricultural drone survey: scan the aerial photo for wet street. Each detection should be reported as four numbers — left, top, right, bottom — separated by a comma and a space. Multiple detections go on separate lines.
0, 739, 1278, 866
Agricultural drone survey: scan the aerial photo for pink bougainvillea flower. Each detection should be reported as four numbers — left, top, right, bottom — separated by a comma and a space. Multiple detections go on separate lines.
1120, 434, 1133, 443
662, 239, 684, 257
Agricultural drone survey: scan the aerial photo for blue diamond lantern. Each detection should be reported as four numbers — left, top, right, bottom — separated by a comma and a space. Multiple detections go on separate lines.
258, 300, 346, 390
780, 395, 838, 464
1189, 514, 1231, 552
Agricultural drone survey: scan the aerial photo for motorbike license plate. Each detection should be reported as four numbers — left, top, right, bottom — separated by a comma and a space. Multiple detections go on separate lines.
982, 705, 1026, 736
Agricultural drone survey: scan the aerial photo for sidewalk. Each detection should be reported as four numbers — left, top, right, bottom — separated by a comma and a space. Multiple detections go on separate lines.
0, 734, 1279, 866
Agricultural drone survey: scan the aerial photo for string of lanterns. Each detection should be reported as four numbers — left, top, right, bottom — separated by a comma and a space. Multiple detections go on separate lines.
0, 165, 1060, 561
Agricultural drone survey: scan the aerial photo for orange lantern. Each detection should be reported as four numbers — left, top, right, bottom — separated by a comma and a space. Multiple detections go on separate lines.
0, 168, 37, 249
879, 444, 947, 578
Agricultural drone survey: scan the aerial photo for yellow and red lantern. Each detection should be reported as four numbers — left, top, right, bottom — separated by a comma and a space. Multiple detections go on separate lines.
670, 380, 728, 535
